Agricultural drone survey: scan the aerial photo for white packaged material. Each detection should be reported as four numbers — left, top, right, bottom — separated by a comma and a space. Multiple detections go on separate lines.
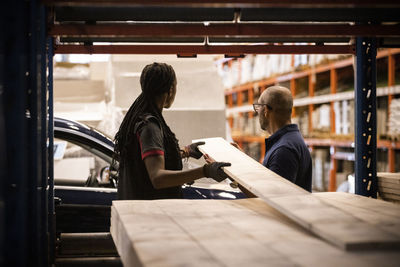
334, 101, 342, 134
319, 104, 331, 130
252, 55, 268, 81
342, 100, 349, 134
388, 98, 400, 135
240, 55, 254, 84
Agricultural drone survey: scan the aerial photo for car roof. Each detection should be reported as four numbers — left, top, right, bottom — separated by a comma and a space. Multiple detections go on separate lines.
54, 117, 114, 150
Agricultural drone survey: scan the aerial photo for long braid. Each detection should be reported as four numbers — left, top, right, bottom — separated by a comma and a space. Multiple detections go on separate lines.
113, 62, 179, 175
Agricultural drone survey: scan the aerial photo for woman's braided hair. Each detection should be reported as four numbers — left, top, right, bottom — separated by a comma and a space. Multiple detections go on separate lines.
113, 62, 178, 171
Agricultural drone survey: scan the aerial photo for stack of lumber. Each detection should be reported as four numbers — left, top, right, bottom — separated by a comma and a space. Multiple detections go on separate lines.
111, 138, 400, 267
377, 172, 400, 203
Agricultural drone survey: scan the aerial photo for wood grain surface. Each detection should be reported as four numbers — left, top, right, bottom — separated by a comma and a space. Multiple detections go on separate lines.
111, 198, 400, 267
194, 137, 400, 250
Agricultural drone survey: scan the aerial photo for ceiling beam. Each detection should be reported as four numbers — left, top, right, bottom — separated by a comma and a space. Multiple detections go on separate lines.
53, 44, 355, 55
42, 0, 400, 8
49, 23, 400, 38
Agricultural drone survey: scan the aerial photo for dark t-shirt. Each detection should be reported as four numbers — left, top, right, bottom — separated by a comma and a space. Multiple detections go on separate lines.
137, 119, 165, 160
117, 114, 183, 200
262, 124, 312, 192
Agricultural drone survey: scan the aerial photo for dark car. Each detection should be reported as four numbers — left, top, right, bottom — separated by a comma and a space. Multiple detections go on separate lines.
53, 117, 246, 206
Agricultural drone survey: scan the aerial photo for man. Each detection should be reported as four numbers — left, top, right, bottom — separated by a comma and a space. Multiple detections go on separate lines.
254, 86, 312, 192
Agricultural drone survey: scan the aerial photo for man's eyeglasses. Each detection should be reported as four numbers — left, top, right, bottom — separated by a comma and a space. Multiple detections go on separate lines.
253, 103, 272, 113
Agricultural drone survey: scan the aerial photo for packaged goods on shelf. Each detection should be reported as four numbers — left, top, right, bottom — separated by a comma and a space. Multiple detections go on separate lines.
219, 64, 231, 89
299, 111, 309, 137
231, 113, 241, 135
333, 100, 355, 135
252, 55, 268, 81
320, 105, 331, 131
240, 55, 254, 84
268, 55, 280, 77
342, 100, 349, 134
342, 159, 354, 174
388, 98, 400, 138
242, 113, 253, 136
377, 108, 388, 138
294, 54, 308, 69
319, 54, 342, 65
348, 100, 355, 134
292, 113, 309, 137
312, 148, 330, 191
230, 60, 240, 87
278, 55, 293, 74
252, 54, 293, 81
334, 101, 342, 134
308, 55, 325, 66
219, 61, 240, 89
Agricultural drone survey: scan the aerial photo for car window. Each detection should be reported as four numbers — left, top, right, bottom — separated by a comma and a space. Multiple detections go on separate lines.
54, 138, 112, 187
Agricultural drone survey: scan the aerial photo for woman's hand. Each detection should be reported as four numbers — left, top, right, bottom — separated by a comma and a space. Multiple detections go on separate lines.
184, 141, 205, 159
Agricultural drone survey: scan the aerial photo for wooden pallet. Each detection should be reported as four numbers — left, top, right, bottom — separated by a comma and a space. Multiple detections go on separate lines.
194, 137, 400, 250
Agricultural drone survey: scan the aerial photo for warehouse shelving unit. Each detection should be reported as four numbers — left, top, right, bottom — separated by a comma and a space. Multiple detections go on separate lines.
3, 1, 400, 265
224, 48, 400, 191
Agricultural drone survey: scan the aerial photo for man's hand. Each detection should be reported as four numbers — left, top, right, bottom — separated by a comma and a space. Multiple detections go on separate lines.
203, 162, 231, 182
203, 153, 213, 164
185, 141, 205, 159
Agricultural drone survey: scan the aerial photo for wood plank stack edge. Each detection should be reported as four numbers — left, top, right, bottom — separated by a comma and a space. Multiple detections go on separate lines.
377, 172, 400, 203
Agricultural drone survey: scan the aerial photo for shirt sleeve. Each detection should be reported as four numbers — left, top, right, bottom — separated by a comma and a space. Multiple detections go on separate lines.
266, 146, 299, 183
137, 120, 164, 160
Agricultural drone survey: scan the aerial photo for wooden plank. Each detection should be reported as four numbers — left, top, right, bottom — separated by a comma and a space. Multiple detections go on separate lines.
111, 199, 400, 267
379, 186, 400, 195
194, 137, 400, 250
379, 181, 400, 190
377, 173, 400, 184
377, 172, 400, 179
194, 137, 308, 198
380, 192, 400, 201
314, 192, 400, 238
313, 192, 400, 219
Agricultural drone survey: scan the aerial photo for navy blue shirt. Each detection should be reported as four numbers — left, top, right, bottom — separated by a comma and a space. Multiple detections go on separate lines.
263, 124, 312, 192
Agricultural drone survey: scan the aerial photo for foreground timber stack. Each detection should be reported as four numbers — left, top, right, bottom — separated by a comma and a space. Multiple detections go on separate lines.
377, 172, 400, 203
111, 138, 400, 267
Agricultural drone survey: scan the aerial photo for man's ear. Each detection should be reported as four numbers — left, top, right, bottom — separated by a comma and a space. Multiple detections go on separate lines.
263, 107, 268, 117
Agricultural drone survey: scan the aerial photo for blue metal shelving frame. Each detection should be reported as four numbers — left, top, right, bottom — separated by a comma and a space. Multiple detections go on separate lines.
355, 37, 378, 198
1, 1, 51, 265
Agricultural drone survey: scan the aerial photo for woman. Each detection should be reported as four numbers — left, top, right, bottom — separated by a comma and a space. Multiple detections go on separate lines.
113, 62, 230, 200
